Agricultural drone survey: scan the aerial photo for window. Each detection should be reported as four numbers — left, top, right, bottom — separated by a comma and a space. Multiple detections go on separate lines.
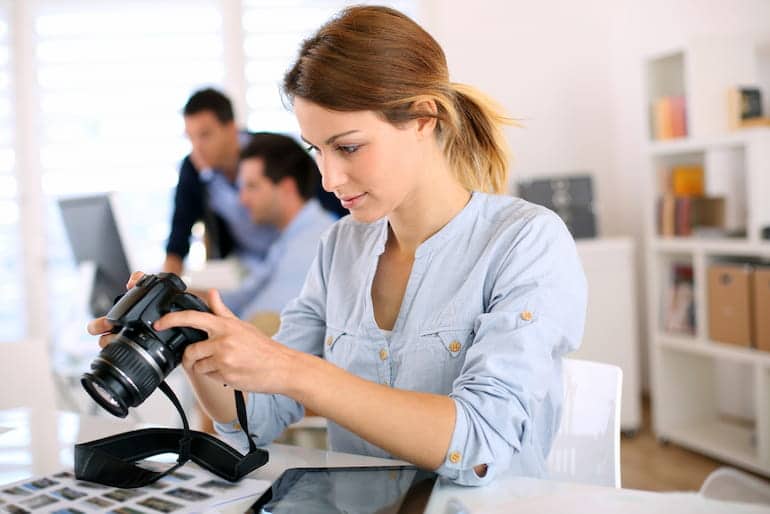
32, 0, 225, 360
241, 0, 417, 134
0, 0, 416, 354
0, 0, 23, 342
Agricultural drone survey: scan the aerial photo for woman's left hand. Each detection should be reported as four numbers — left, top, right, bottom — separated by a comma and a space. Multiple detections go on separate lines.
153, 289, 296, 394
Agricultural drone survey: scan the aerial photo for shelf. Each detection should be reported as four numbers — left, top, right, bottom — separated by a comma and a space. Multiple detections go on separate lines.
648, 128, 770, 156
651, 237, 770, 256
646, 38, 770, 478
657, 333, 770, 366
659, 420, 764, 475
647, 132, 749, 156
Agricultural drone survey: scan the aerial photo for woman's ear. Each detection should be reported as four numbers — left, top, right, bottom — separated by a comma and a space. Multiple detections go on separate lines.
412, 99, 438, 139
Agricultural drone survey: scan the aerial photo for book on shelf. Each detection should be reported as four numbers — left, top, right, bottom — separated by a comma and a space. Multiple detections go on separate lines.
651, 95, 687, 140
671, 164, 704, 196
656, 164, 730, 237
657, 195, 726, 237
663, 263, 696, 335
727, 85, 770, 130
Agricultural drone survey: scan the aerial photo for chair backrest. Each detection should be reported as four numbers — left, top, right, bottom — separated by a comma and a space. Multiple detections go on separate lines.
700, 467, 770, 505
547, 358, 623, 488
0, 339, 58, 411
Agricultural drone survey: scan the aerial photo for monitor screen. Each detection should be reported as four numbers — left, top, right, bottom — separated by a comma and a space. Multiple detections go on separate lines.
58, 194, 132, 317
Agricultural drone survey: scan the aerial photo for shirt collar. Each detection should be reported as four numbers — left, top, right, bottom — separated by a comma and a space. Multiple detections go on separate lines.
370, 191, 482, 259
280, 199, 323, 241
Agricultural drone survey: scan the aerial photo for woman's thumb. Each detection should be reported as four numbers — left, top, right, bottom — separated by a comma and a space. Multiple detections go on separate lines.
207, 289, 236, 319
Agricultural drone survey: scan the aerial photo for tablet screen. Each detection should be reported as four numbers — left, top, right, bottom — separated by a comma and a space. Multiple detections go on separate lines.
246, 465, 438, 514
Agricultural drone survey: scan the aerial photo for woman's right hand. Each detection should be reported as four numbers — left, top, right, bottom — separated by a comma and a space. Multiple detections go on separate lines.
86, 271, 146, 348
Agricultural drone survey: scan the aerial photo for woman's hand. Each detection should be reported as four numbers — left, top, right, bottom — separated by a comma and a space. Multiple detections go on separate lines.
154, 289, 296, 395
86, 271, 146, 347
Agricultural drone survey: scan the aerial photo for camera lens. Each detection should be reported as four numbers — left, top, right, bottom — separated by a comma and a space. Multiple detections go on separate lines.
81, 373, 129, 417
81, 328, 170, 418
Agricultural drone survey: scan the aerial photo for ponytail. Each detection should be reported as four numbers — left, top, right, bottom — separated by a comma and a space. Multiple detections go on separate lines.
444, 83, 513, 195
283, 5, 516, 195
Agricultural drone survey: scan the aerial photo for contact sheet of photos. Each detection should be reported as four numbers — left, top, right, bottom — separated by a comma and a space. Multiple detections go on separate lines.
0, 465, 270, 514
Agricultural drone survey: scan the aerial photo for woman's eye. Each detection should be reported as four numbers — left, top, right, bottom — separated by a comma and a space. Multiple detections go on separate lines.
337, 144, 360, 155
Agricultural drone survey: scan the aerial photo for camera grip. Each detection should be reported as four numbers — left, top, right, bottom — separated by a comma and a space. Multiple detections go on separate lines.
172, 292, 212, 314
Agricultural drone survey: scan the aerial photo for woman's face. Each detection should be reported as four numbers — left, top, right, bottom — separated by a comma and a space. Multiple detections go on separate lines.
294, 97, 425, 223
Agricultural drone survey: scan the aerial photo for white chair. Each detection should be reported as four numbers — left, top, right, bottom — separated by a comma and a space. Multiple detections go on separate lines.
700, 467, 770, 505
547, 358, 623, 488
0, 339, 58, 411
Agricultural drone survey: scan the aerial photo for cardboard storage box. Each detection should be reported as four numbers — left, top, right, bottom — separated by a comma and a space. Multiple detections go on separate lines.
708, 264, 753, 347
752, 267, 770, 352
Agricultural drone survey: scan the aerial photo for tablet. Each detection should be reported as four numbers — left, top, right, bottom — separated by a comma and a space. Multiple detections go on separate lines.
245, 465, 438, 514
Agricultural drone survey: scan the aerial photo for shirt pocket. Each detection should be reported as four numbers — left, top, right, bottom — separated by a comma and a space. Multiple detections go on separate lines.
322, 326, 381, 383
396, 327, 474, 394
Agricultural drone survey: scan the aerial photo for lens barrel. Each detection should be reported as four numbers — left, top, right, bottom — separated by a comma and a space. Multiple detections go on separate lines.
81, 328, 170, 417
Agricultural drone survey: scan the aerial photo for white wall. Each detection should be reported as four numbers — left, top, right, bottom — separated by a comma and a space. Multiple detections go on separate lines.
421, 0, 770, 391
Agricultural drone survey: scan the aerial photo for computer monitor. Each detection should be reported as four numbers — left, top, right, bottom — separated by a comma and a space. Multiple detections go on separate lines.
58, 194, 132, 317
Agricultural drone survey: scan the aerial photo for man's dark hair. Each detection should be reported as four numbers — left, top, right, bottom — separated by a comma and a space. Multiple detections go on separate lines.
183, 88, 234, 123
240, 133, 320, 200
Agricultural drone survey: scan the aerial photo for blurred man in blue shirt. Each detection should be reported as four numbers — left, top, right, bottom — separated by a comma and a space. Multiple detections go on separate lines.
164, 88, 344, 276
220, 133, 337, 321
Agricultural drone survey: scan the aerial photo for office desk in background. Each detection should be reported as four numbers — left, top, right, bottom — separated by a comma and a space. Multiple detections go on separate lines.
1, 408, 767, 514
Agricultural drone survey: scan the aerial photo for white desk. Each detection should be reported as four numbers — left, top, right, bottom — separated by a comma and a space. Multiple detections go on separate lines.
1, 408, 767, 513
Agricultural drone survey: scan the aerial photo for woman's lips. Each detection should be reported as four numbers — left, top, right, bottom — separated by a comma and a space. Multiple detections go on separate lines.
340, 193, 366, 209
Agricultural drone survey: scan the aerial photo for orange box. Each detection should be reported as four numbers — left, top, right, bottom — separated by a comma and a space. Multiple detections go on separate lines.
708, 264, 753, 347
752, 268, 770, 352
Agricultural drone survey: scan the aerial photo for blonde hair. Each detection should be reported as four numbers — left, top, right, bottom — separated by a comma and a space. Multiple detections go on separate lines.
283, 5, 512, 194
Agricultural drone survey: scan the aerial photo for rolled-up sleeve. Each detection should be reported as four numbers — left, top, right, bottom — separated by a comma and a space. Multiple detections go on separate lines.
437, 211, 587, 485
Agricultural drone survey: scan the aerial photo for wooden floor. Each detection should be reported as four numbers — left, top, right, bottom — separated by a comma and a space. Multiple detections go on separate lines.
620, 397, 722, 491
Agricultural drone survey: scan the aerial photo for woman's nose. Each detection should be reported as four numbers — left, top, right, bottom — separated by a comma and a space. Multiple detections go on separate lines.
319, 154, 346, 192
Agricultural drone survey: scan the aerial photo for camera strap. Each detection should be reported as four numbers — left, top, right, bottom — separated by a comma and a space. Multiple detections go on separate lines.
74, 381, 268, 488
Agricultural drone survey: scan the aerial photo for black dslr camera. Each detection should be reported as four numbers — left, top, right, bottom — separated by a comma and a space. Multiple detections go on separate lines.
81, 273, 210, 418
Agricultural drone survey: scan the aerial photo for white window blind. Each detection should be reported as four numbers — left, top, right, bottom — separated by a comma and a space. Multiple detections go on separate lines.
0, 1, 24, 342
33, 0, 225, 351
241, 0, 417, 134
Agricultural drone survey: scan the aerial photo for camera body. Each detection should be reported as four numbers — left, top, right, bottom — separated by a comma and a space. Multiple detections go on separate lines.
81, 272, 211, 417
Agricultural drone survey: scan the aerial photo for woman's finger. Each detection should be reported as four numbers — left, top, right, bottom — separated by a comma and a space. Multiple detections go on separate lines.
191, 355, 220, 376
154, 310, 219, 335
207, 289, 237, 319
87, 317, 113, 335
182, 339, 217, 368
98, 334, 114, 348
126, 271, 145, 290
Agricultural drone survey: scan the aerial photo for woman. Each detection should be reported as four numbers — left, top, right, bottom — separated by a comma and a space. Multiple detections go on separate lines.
89, 5, 586, 485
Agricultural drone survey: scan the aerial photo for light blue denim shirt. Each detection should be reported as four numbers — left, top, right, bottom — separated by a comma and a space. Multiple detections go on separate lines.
220, 199, 337, 319
216, 191, 587, 486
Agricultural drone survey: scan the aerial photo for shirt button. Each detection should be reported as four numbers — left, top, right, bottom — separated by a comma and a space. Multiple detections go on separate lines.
449, 341, 462, 353
326, 336, 333, 346
520, 310, 533, 321
379, 349, 388, 361
233, 422, 241, 431
448, 451, 462, 464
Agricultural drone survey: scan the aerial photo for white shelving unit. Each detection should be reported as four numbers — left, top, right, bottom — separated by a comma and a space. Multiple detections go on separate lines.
644, 37, 770, 477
